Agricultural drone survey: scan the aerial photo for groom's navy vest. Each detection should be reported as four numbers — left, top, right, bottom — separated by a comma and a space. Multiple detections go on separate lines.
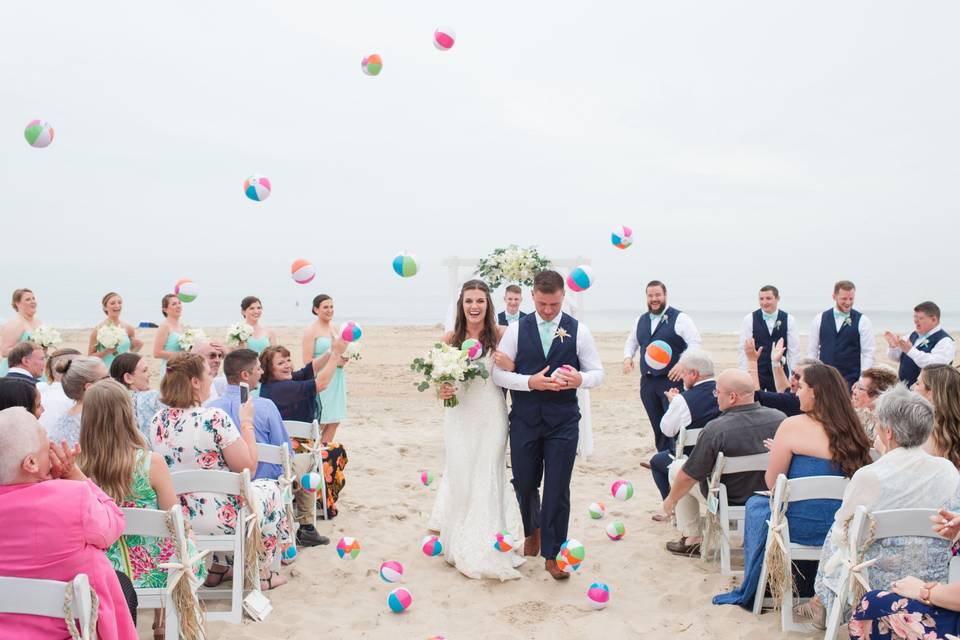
512, 313, 580, 426
818, 308, 862, 386
636, 307, 687, 377
752, 309, 789, 392
898, 329, 951, 386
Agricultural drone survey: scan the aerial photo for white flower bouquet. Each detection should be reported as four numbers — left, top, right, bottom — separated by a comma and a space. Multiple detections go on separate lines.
226, 322, 253, 346
96, 324, 126, 350
344, 341, 363, 362
410, 343, 489, 408
476, 245, 551, 289
30, 324, 62, 350
178, 327, 206, 352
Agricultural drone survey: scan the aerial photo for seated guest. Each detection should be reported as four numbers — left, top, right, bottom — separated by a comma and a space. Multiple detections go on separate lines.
796, 385, 960, 628
49, 356, 108, 447
851, 366, 898, 442
913, 364, 960, 467
647, 349, 720, 512
661, 369, 785, 556
193, 340, 227, 401
5, 341, 45, 384
110, 352, 163, 443
150, 353, 291, 590
208, 349, 328, 547
0, 407, 137, 639
38, 348, 80, 432
884, 300, 956, 387
714, 363, 872, 607
745, 338, 820, 417
0, 378, 43, 417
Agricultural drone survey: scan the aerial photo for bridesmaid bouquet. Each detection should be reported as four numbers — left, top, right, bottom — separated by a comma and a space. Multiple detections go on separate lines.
96, 324, 126, 350
30, 324, 62, 350
178, 327, 206, 352
410, 343, 489, 408
226, 322, 253, 346
344, 341, 363, 362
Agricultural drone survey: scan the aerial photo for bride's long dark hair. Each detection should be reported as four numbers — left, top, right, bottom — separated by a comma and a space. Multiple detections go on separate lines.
451, 279, 500, 354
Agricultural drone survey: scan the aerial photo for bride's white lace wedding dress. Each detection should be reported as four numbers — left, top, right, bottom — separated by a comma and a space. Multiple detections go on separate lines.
427, 353, 525, 580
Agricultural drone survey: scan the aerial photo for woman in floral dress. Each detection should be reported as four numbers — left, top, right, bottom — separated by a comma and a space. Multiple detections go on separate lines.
150, 353, 290, 590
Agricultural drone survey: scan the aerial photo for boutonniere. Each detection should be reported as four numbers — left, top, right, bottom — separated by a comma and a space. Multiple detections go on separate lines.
660, 313, 670, 325
843, 317, 853, 327
554, 327, 570, 343
917, 338, 930, 349
774, 320, 782, 330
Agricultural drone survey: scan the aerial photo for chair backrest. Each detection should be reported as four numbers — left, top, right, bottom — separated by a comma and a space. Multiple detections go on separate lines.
256, 443, 284, 466
722, 452, 770, 474
122, 506, 171, 538
677, 427, 703, 453
283, 420, 319, 442
171, 469, 244, 495
869, 507, 943, 540
783, 475, 849, 503
0, 574, 93, 638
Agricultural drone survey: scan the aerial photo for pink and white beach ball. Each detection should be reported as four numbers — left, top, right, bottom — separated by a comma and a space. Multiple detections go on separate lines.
433, 26, 456, 50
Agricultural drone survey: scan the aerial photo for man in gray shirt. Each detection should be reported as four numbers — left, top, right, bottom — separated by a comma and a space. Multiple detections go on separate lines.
661, 369, 786, 556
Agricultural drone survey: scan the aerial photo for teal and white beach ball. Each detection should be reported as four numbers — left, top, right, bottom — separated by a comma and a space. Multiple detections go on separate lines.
567, 265, 594, 292
244, 175, 271, 202
393, 253, 419, 278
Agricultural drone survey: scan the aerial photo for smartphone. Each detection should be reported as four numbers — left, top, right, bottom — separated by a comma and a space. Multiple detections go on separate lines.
239, 382, 249, 404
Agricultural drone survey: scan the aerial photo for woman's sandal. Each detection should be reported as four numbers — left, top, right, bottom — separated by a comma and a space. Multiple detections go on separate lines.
792, 599, 827, 630
260, 571, 284, 591
152, 621, 165, 640
203, 566, 231, 588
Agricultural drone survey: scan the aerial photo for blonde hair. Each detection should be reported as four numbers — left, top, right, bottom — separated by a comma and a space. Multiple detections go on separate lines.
921, 365, 960, 468
160, 353, 206, 408
11, 288, 32, 312
78, 379, 148, 504
101, 291, 121, 315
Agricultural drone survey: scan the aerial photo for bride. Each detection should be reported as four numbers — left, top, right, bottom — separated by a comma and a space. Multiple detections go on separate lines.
427, 279, 525, 580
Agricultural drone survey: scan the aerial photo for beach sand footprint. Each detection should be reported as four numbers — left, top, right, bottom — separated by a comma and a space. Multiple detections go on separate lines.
500, 600, 553, 630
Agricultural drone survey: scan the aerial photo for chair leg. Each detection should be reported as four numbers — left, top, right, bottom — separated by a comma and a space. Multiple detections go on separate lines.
164, 599, 179, 640
753, 545, 770, 615
318, 457, 329, 521
823, 587, 845, 640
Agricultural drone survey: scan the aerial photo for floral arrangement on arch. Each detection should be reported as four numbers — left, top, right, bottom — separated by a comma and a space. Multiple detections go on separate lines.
475, 245, 551, 289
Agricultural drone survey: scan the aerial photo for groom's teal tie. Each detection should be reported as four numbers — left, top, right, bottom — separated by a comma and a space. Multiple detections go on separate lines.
539, 320, 556, 357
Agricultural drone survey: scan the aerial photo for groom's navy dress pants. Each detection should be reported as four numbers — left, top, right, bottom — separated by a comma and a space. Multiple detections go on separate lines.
510, 411, 580, 560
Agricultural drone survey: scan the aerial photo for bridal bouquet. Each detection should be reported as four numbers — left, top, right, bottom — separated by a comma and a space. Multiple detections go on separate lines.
226, 322, 253, 346
96, 324, 126, 350
344, 341, 363, 362
178, 327, 206, 352
410, 343, 489, 408
476, 245, 551, 289
30, 324, 62, 350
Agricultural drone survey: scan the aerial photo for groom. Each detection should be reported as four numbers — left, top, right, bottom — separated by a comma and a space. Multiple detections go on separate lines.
492, 270, 604, 580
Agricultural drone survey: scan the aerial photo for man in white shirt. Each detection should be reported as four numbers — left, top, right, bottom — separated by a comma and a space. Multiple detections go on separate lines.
884, 301, 956, 387
807, 280, 875, 388
497, 285, 528, 326
737, 285, 800, 392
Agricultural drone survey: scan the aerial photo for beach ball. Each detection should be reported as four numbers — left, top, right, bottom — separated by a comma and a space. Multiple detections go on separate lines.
461, 338, 483, 360
290, 259, 316, 285
340, 321, 362, 343
244, 175, 271, 202
392, 252, 419, 278
588, 502, 605, 519
174, 278, 199, 303
421, 535, 443, 557
420, 470, 435, 486
281, 543, 297, 562
362, 54, 383, 76
493, 530, 516, 553
611, 226, 634, 249
379, 560, 404, 583
24, 119, 54, 148
387, 587, 412, 613
605, 520, 626, 541
567, 265, 594, 292
301, 471, 322, 493
644, 340, 673, 371
610, 479, 634, 501
556, 539, 585, 572
433, 26, 456, 50
587, 582, 610, 610
336, 536, 361, 559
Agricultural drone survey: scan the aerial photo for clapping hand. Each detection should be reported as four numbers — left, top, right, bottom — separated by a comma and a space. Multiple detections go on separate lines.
49, 440, 84, 481
763, 438, 775, 451
931, 508, 960, 541
770, 338, 785, 364
665, 387, 680, 402
744, 338, 760, 362
884, 331, 900, 348
554, 365, 582, 389
528, 367, 562, 392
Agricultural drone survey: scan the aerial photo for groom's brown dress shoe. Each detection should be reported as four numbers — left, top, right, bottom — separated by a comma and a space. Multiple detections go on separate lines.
523, 529, 540, 557
545, 559, 570, 580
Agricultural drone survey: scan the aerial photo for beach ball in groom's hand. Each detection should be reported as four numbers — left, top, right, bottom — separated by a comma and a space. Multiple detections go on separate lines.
610, 479, 634, 501
392, 252, 419, 278
290, 259, 316, 285
421, 535, 443, 557
644, 340, 673, 370
174, 279, 199, 303
243, 175, 271, 202
611, 225, 634, 249
556, 539, 585, 572
24, 119, 54, 148
387, 587, 412, 613
566, 265, 594, 292
340, 321, 363, 343
336, 536, 361, 559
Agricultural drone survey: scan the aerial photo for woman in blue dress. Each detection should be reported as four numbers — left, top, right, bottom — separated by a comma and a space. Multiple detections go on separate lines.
152, 294, 185, 379
0, 288, 42, 376
87, 292, 142, 369
237, 296, 276, 355
302, 294, 349, 443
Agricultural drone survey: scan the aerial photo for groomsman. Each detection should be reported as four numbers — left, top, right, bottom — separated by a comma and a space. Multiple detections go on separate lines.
738, 285, 799, 392
497, 285, 528, 326
808, 280, 875, 387
884, 301, 956, 387
623, 280, 702, 454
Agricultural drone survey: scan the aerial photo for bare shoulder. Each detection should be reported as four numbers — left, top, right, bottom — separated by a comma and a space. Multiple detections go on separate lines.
776, 414, 809, 435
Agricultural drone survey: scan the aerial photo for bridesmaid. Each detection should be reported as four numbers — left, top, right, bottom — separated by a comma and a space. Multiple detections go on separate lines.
239, 296, 276, 355
0, 289, 42, 377
302, 294, 349, 443
152, 294, 184, 377
87, 292, 143, 369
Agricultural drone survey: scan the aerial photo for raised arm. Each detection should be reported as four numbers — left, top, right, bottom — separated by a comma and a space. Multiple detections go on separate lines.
314, 337, 347, 392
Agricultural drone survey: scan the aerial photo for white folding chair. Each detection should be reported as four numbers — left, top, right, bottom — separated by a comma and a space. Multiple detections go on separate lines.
673, 426, 703, 461
0, 573, 94, 639
257, 441, 299, 567
703, 452, 771, 576
823, 506, 941, 640
752, 473, 850, 632
283, 419, 329, 520
171, 468, 258, 624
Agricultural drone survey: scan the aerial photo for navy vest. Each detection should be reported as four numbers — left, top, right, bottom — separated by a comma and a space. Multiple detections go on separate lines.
511, 313, 581, 426
683, 380, 721, 430
898, 328, 951, 386
819, 309, 862, 386
753, 309, 789, 392
497, 310, 528, 327
636, 307, 687, 377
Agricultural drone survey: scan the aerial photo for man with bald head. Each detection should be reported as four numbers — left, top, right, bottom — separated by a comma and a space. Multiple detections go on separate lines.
660, 369, 786, 556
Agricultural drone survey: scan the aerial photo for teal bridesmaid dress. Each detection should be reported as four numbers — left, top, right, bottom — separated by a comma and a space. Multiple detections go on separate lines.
246, 335, 271, 355
0, 329, 32, 376
159, 331, 183, 376
313, 336, 347, 423
99, 326, 131, 369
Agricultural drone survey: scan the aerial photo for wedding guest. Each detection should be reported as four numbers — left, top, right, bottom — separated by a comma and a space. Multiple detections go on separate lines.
193, 340, 227, 401
302, 294, 350, 443
714, 363, 872, 607
5, 341, 45, 384
0, 288, 41, 377
623, 280, 702, 453
87, 292, 142, 369
738, 285, 800, 392
808, 280, 875, 387
110, 353, 164, 444
0, 407, 138, 639
49, 356, 108, 447
150, 353, 290, 590
745, 337, 821, 417
884, 301, 956, 387
208, 349, 328, 547
152, 293, 185, 377
661, 369, 783, 556
647, 349, 720, 510
914, 364, 960, 468
0, 378, 42, 418
236, 296, 277, 355
851, 366, 898, 441
38, 348, 80, 431
497, 284, 527, 326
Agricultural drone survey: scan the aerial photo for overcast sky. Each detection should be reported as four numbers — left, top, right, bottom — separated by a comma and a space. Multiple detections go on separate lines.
3, 1, 959, 326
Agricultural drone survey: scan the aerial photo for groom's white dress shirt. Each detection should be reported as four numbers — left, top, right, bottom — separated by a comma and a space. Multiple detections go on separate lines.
493, 312, 605, 391
622, 311, 702, 360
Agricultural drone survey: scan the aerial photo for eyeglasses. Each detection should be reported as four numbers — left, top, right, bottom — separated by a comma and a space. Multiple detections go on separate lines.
791, 373, 802, 381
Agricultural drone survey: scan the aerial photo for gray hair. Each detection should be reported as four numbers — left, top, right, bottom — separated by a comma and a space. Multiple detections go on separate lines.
678, 349, 715, 378
0, 407, 44, 484
59, 356, 107, 401
875, 383, 934, 448
794, 357, 822, 371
